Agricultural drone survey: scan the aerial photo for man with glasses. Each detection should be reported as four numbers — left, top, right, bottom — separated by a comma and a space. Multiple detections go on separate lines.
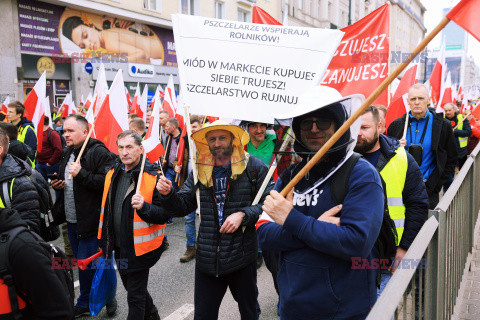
387, 84, 457, 208
257, 87, 384, 319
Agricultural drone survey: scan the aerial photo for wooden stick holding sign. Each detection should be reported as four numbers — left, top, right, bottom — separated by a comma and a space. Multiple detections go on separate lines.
280, 16, 451, 196
68, 123, 95, 180
183, 105, 201, 219
136, 151, 147, 194
402, 113, 410, 139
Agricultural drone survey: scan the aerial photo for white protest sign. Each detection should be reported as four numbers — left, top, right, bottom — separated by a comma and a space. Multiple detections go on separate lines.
172, 14, 344, 123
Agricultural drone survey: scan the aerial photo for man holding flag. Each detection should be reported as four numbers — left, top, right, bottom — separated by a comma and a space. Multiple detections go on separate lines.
257, 86, 384, 319
98, 130, 167, 320
156, 120, 273, 319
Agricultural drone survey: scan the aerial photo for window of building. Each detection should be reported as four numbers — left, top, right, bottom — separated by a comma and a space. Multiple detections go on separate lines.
181, 0, 196, 15
310, 0, 314, 16
238, 9, 250, 22
143, 0, 161, 11
215, 1, 225, 19
317, 0, 321, 18
299, 0, 304, 10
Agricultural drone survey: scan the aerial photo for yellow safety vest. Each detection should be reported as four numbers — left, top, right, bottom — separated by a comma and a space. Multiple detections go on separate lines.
379, 147, 408, 246
17, 124, 37, 168
98, 169, 166, 256
457, 114, 468, 148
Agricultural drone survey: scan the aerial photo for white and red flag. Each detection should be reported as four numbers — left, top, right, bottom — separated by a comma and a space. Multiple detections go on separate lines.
429, 40, 445, 106
385, 64, 417, 129
135, 85, 148, 121
142, 90, 165, 163
162, 75, 177, 118
94, 70, 130, 154
130, 84, 141, 115
92, 63, 108, 116
84, 93, 93, 110
59, 92, 76, 117
1, 96, 10, 120
23, 71, 47, 152
437, 71, 453, 112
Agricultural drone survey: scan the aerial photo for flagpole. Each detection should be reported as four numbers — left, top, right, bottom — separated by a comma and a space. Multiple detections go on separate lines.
183, 105, 201, 218
136, 151, 147, 194
402, 113, 409, 139
280, 16, 451, 197
68, 123, 95, 180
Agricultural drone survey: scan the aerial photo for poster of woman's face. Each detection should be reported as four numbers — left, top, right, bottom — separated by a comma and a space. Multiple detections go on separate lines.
59, 9, 165, 65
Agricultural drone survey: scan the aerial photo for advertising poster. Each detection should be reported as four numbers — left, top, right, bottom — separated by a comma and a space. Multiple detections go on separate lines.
17, 0, 177, 66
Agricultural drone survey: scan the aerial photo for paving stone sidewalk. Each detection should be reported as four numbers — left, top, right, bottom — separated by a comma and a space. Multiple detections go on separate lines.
452, 212, 480, 320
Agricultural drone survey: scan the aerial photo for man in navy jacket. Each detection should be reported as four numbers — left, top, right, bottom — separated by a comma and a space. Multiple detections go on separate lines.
257, 87, 384, 319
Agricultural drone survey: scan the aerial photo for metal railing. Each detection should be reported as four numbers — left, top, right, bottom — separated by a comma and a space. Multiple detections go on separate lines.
367, 143, 480, 320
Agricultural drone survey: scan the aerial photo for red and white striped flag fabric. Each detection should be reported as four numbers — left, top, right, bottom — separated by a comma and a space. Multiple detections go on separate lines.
23, 71, 46, 121
93, 63, 108, 116
429, 40, 445, 106
135, 85, 148, 121
162, 75, 177, 118
1, 96, 10, 121
84, 93, 93, 110
142, 90, 165, 163
130, 84, 141, 114
94, 70, 130, 154
385, 64, 417, 129
437, 71, 453, 112
59, 92, 76, 117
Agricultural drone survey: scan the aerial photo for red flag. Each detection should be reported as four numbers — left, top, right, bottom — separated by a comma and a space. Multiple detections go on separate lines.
447, 0, 480, 42
429, 42, 445, 106
135, 85, 148, 121
1, 96, 10, 120
59, 92, 75, 117
143, 91, 165, 163
252, 6, 282, 25
94, 70, 129, 154
392, 65, 417, 102
125, 87, 132, 107
84, 93, 93, 110
322, 4, 390, 105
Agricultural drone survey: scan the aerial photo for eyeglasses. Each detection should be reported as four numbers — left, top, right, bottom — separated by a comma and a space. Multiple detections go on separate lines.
299, 119, 333, 131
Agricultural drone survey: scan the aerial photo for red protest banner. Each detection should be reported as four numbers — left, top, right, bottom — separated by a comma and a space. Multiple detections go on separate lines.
322, 3, 390, 106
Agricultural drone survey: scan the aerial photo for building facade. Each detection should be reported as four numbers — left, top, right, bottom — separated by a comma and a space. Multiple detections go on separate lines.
1, 0, 276, 107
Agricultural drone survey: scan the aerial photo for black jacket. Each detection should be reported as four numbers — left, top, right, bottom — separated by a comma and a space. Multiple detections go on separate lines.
16, 117, 37, 153
387, 111, 458, 195
160, 156, 274, 276
99, 157, 168, 272
376, 135, 429, 250
0, 207, 73, 319
0, 154, 40, 233
53, 139, 115, 238
8, 140, 33, 164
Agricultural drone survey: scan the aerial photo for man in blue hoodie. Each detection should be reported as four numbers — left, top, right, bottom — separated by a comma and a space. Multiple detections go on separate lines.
354, 105, 428, 295
257, 87, 384, 319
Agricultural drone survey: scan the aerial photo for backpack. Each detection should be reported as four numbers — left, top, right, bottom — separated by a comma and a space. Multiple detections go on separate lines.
0, 226, 74, 319
330, 153, 398, 272
47, 129, 67, 151
1, 172, 60, 242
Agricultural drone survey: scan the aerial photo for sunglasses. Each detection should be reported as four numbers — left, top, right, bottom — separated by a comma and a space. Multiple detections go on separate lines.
299, 119, 333, 131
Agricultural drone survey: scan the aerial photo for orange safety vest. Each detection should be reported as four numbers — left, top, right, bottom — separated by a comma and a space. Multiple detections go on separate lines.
98, 169, 166, 256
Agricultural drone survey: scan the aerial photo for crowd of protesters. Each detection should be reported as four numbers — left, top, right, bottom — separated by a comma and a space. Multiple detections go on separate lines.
0, 82, 479, 320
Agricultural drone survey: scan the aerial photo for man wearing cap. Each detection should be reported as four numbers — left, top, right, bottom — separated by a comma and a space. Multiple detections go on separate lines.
156, 120, 274, 319
257, 87, 384, 319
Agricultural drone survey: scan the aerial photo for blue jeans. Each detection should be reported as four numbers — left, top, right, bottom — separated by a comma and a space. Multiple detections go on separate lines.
377, 271, 393, 298
67, 223, 99, 309
36, 162, 61, 201
165, 168, 179, 191
185, 211, 196, 247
